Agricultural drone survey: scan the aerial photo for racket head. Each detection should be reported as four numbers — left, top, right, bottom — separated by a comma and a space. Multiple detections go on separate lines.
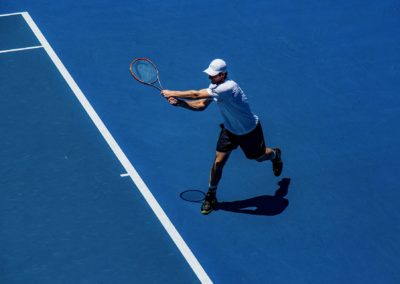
130, 58, 163, 90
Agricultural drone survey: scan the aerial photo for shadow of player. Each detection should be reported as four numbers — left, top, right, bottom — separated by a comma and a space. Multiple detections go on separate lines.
215, 178, 291, 216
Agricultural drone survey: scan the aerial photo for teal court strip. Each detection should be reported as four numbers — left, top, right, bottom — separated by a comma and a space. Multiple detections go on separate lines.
0, 11, 211, 283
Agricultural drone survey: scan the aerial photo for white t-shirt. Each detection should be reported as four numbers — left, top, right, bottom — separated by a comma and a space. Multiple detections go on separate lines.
207, 80, 259, 135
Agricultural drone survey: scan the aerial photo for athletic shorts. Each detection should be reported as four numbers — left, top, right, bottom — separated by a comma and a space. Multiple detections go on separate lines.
216, 122, 266, 160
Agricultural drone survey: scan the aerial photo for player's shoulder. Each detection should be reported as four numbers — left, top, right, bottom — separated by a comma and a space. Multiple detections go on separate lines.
222, 79, 237, 87
216, 80, 238, 92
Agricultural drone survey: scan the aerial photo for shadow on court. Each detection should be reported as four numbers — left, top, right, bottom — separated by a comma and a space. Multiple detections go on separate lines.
215, 178, 291, 216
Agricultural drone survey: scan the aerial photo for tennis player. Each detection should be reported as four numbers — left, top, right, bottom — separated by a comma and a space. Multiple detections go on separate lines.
162, 59, 283, 214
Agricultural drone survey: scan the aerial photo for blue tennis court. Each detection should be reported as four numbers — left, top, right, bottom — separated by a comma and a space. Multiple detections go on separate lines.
1, 1, 400, 283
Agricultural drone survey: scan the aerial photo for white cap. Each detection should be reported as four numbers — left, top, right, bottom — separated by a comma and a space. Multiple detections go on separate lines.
203, 59, 227, 76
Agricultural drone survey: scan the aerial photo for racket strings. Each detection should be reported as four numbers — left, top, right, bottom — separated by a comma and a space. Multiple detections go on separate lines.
131, 60, 158, 84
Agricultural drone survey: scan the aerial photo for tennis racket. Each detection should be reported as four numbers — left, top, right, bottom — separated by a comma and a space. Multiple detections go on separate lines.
129, 58, 164, 91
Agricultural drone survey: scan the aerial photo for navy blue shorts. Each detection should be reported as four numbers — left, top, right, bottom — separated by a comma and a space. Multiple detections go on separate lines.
216, 122, 266, 160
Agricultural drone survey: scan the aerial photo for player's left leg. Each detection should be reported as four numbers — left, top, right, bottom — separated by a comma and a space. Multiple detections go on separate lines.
240, 122, 283, 176
255, 147, 283, 176
255, 147, 276, 162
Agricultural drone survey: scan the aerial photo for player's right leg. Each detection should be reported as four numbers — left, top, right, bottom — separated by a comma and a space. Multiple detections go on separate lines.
201, 151, 231, 215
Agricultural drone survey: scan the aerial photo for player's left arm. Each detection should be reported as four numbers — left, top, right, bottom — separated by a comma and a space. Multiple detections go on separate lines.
161, 89, 211, 100
167, 97, 212, 111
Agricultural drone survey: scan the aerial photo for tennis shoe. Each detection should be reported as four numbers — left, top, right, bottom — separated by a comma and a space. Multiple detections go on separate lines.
201, 191, 217, 215
272, 148, 283, 177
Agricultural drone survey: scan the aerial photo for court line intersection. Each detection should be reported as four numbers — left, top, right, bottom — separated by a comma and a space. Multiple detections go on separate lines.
0, 11, 212, 284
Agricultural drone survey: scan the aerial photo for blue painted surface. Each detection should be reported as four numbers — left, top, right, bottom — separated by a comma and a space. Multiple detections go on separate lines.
1, 1, 400, 283
0, 14, 39, 50
0, 19, 199, 284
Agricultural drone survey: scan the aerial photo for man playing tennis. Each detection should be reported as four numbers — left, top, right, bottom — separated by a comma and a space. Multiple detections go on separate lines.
161, 59, 283, 215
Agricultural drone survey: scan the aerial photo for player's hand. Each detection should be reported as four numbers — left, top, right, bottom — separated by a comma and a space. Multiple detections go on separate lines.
161, 90, 174, 98
167, 97, 180, 106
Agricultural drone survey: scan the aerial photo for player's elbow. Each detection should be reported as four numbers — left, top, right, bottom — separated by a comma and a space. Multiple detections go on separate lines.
189, 90, 202, 99
191, 89, 209, 99
191, 104, 206, 111
195, 100, 211, 111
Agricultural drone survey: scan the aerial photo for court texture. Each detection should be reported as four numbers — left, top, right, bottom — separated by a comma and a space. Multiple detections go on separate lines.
1, 1, 399, 283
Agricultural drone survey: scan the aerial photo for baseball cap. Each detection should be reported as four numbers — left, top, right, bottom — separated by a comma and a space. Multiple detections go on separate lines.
203, 59, 227, 76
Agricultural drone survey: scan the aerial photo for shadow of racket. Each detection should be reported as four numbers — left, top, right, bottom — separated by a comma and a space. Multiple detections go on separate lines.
179, 190, 206, 203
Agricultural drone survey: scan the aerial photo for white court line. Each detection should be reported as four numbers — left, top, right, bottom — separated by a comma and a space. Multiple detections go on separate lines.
0, 12, 24, 17
0, 46, 43, 54
10, 11, 212, 284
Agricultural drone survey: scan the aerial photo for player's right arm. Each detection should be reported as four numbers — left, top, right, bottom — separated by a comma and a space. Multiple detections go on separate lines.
162, 89, 211, 100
